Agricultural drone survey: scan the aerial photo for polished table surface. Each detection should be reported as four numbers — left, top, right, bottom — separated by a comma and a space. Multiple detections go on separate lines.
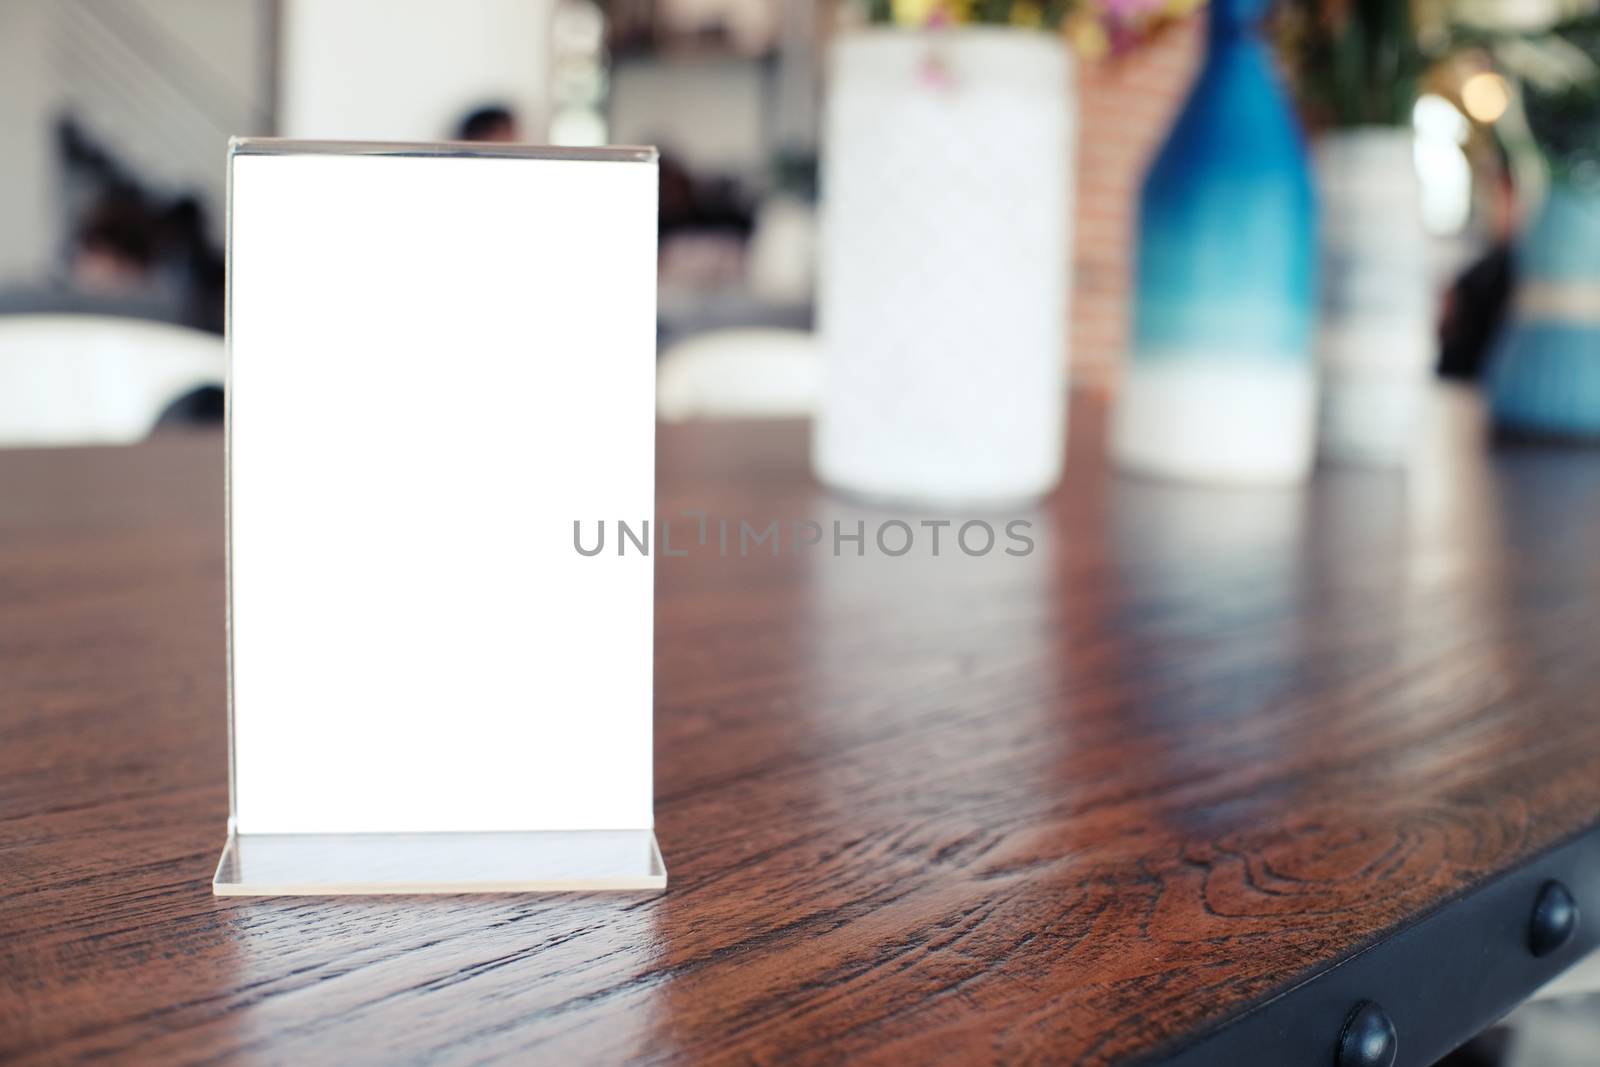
4, 394, 1600, 1065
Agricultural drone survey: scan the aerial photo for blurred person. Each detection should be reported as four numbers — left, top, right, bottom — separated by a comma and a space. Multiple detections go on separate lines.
1439, 151, 1521, 382
67, 191, 226, 335
455, 104, 521, 143
0, 119, 225, 333
156, 196, 227, 335
655, 149, 754, 287
71, 194, 158, 297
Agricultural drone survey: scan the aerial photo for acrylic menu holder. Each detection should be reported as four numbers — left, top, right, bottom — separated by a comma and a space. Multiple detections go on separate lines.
213, 139, 664, 894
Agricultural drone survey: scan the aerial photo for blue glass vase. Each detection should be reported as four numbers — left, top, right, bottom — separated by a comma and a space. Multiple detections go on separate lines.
1112, 0, 1319, 485
1487, 180, 1600, 441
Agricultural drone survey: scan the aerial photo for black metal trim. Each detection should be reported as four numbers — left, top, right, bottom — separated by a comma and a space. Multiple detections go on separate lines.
1149, 824, 1600, 1066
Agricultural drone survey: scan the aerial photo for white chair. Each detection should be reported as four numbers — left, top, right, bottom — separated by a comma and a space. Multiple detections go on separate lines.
0, 314, 224, 447
656, 329, 820, 422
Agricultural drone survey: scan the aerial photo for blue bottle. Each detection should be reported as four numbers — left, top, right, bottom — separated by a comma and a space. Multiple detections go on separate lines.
1112, 0, 1319, 485
1488, 181, 1600, 441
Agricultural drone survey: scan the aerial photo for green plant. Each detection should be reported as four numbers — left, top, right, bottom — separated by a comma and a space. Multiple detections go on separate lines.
1283, 0, 1600, 145
1281, 0, 1426, 126
849, 0, 1196, 48
857, 0, 1074, 27
1496, 13, 1600, 180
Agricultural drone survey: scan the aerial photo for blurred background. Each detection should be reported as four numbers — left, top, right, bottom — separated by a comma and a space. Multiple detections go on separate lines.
4, 0, 1592, 452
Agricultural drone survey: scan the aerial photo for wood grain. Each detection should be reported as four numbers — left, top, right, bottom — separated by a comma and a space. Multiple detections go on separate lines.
3, 393, 1600, 1065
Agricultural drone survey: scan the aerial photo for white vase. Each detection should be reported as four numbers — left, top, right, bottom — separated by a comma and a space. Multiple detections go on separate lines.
1314, 128, 1436, 467
813, 28, 1075, 507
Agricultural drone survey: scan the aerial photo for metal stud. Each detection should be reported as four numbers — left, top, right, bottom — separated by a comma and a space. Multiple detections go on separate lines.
1337, 1001, 1397, 1067
1530, 880, 1579, 958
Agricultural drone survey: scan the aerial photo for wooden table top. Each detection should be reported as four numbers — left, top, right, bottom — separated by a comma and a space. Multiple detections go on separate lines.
5, 393, 1600, 1066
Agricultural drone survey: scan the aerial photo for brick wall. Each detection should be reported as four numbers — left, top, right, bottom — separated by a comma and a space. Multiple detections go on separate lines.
1070, 18, 1203, 392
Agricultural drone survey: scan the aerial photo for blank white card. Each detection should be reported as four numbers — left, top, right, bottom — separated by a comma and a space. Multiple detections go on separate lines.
228, 141, 658, 836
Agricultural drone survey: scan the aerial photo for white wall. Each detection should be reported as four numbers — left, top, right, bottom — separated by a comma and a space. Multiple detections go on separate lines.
280, 0, 552, 142
0, 0, 58, 283
130, 0, 270, 114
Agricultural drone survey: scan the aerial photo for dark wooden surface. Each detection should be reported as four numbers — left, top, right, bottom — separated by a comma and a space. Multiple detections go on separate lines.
4, 393, 1600, 1065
